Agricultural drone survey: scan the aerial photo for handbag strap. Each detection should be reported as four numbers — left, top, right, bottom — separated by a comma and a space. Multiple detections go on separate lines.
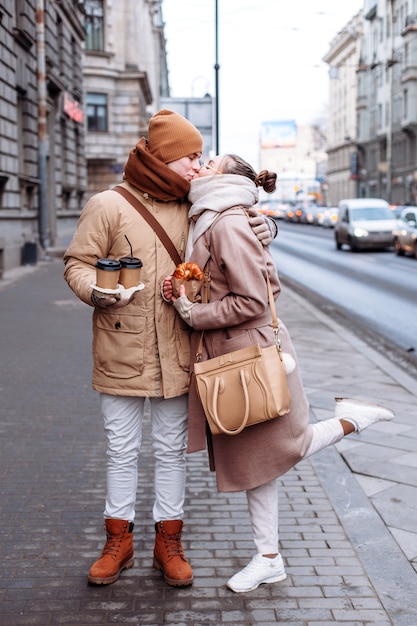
195, 212, 281, 360
266, 271, 282, 351
196, 260, 280, 360
113, 185, 182, 266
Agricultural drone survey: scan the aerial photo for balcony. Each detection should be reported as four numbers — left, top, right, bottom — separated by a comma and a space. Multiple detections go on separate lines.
402, 118, 417, 134
402, 65, 417, 83
402, 14, 417, 35
357, 94, 368, 110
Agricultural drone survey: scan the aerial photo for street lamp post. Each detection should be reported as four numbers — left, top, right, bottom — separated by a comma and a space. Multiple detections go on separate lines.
214, 0, 219, 153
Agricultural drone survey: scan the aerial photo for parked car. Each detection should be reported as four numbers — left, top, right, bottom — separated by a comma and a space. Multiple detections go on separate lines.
304, 203, 323, 225
257, 199, 286, 220
394, 209, 417, 258
318, 206, 339, 228
400, 206, 417, 223
335, 198, 397, 251
284, 203, 305, 223
390, 205, 415, 219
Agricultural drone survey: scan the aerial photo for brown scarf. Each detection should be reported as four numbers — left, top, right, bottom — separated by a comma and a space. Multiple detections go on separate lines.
123, 137, 190, 201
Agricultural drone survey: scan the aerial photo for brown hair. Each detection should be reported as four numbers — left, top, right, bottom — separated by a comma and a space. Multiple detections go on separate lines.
219, 154, 277, 193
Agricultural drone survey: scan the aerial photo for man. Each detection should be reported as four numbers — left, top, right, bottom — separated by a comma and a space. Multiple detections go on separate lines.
64, 110, 274, 588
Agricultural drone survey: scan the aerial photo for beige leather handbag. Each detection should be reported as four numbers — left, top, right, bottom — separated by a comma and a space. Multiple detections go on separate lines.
194, 273, 290, 436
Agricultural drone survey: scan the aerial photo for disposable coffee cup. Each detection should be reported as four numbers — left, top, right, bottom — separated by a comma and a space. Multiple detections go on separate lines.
95, 258, 121, 290
119, 256, 143, 289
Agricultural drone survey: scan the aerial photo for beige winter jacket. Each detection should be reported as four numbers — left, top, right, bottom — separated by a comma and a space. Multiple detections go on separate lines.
63, 181, 191, 398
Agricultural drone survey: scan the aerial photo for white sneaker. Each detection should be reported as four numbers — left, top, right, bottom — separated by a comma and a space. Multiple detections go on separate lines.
227, 553, 287, 593
335, 397, 395, 433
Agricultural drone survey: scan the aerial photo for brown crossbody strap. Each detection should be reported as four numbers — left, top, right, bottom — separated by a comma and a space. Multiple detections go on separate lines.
196, 264, 278, 361
113, 185, 182, 266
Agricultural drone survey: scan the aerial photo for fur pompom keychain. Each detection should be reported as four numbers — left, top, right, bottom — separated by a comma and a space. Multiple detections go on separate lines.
282, 352, 296, 375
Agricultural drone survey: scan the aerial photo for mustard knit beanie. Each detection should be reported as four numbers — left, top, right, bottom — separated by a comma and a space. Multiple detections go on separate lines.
148, 109, 203, 163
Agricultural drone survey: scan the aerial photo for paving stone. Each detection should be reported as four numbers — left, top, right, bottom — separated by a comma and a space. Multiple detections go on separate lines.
1, 259, 417, 625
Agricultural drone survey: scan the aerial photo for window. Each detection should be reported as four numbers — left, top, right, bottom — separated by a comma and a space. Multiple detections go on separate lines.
87, 93, 108, 131
85, 0, 104, 51
378, 103, 383, 129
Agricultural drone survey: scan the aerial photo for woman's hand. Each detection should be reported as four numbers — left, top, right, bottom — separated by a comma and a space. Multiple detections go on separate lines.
173, 288, 195, 325
162, 276, 195, 325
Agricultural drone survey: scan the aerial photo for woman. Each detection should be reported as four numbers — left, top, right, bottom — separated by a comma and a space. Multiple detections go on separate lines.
165, 154, 394, 593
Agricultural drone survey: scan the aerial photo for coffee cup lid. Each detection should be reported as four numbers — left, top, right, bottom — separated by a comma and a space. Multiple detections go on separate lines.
119, 256, 143, 269
95, 258, 122, 271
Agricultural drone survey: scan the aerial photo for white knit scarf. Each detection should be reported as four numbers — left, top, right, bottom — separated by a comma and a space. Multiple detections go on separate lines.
185, 174, 259, 260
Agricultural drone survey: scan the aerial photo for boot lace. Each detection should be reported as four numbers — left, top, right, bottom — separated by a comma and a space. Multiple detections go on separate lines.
163, 532, 186, 561
101, 529, 125, 559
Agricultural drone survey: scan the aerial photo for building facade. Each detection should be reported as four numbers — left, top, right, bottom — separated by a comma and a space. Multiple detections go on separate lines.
324, 0, 417, 206
83, 0, 168, 199
324, 11, 363, 205
0, 0, 86, 275
352, 0, 417, 204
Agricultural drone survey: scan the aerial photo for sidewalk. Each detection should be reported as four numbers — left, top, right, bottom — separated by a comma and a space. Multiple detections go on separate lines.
0, 258, 416, 626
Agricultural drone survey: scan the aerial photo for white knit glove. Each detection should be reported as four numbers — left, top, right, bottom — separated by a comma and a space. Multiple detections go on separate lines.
173, 295, 195, 326
91, 286, 140, 309
91, 290, 120, 309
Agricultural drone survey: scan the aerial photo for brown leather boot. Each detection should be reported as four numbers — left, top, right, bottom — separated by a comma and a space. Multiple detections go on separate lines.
88, 519, 134, 585
153, 520, 193, 586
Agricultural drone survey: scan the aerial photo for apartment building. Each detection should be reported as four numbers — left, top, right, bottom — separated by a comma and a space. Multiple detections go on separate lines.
324, 11, 363, 205
0, 0, 86, 275
83, 0, 168, 198
324, 0, 417, 206
357, 0, 415, 203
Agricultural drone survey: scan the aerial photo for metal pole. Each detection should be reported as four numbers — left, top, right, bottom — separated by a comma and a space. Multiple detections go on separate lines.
214, 0, 219, 153
386, 0, 393, 204
36, 0, 50, 250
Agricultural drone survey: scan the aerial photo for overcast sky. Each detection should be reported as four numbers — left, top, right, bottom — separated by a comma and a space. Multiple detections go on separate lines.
162, 0, 364, 167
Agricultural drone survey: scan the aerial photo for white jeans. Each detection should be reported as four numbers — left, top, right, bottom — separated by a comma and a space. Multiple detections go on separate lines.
247, 418, 344, 554
101, 394, 188, 523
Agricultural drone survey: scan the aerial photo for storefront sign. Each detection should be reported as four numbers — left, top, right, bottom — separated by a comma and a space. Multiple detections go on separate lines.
63, 92, 83, 123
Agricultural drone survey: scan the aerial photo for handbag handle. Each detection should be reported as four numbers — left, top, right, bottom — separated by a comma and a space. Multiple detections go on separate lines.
209, 370, 251, 435
113, 185, 182, 266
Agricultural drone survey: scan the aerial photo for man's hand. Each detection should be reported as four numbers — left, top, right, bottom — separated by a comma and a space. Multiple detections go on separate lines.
91, 287, 140, 309
162, 276, 174, 302
247, 207, 278, 246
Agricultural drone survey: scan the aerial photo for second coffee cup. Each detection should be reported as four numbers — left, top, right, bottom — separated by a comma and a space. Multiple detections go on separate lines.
119, 256, 143, 289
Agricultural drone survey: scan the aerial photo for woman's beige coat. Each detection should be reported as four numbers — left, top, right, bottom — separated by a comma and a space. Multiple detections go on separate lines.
64, 181, 192, 399
187, 208, 314, 492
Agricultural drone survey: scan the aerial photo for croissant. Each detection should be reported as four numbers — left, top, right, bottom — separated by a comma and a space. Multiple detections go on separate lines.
173, 262, 204, 281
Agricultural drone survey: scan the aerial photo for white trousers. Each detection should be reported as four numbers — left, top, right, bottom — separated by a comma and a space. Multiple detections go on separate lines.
101, 394, 188, 523
247, 418, 344, 554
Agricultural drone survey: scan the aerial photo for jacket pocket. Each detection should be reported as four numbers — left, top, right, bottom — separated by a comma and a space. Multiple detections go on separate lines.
174, 316, 191, 371
205, 331, 253, 358
94, 312, 147, 379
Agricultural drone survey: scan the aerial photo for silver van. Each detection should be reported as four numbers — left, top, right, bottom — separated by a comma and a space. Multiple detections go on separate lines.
335, 198, 396, 251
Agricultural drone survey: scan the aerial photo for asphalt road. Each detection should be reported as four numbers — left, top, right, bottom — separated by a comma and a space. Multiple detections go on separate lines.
271, 221, 417, 372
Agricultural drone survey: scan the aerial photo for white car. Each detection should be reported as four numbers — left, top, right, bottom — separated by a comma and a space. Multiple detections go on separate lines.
319, 207, 339, 228
335, 198, 397, 251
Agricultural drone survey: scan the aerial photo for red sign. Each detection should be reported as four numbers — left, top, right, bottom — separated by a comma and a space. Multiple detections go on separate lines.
63, 92, 83, 124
